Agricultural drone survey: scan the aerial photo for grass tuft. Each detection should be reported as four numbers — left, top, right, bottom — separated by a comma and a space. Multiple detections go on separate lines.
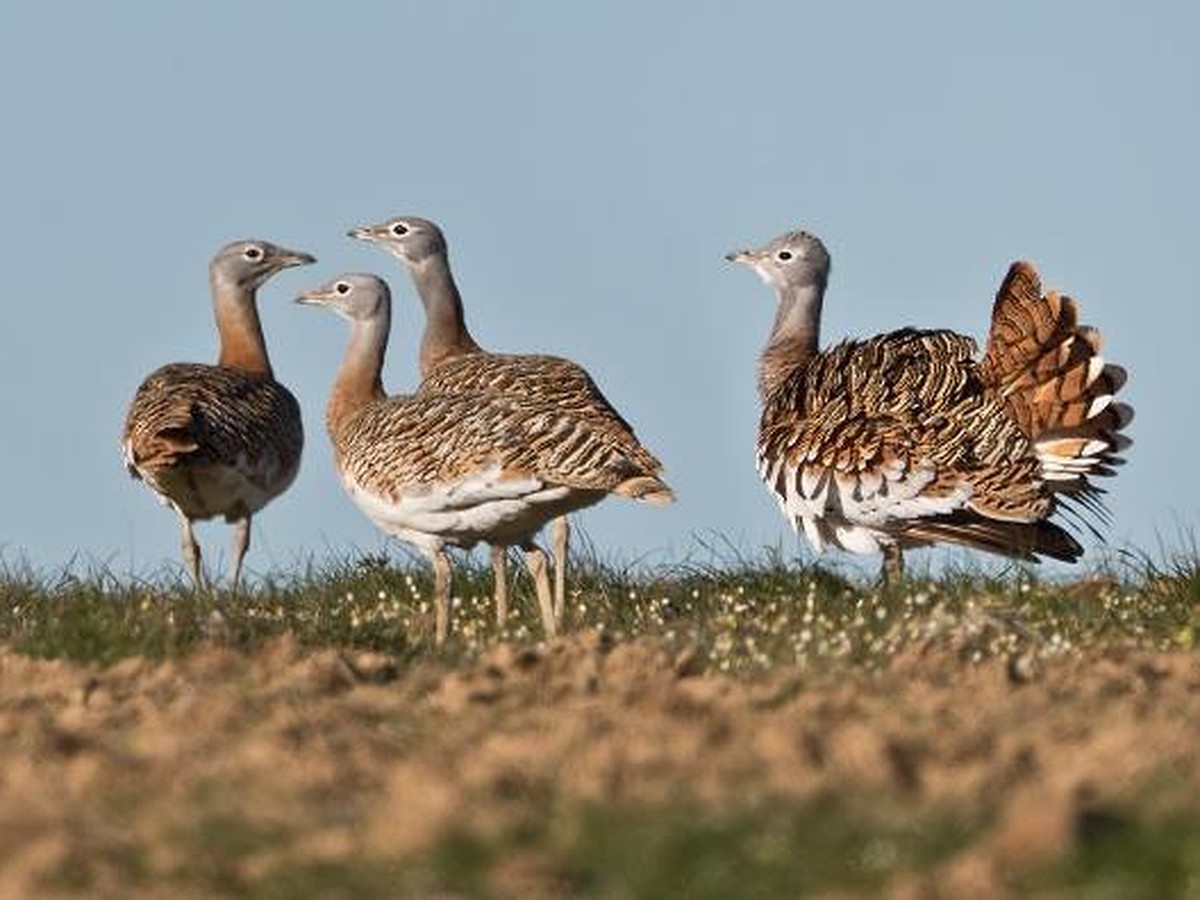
0, 546, 1197, 672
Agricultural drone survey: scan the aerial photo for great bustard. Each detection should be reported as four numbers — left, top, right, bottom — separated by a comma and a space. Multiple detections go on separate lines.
727, 229, 1132, 582
297, 273, 672, 644
347, 215, 672, 624
122, 240, 314, 588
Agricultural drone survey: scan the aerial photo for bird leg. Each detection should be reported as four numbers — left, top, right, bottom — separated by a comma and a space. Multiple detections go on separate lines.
520, 543, 558, 640
880, 543, 905, 587
491, 544, 509, 627
551, 515, 569, 623
431, 551, 452, 646
178, 512, 207, 590
228, 515, 251, 592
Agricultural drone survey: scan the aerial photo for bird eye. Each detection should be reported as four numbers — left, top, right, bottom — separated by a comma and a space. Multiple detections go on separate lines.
335, 282, 351, 295
777, 250, 793, 262
244, 246, 264, 261
391, 222, 409, 237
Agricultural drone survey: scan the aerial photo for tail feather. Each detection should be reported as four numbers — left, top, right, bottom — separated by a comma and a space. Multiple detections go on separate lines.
1056, 491, 1111, 541
124, 408, 203, 474
900, 512, 1084, 563
614, 475, 676, 505
980, 261, 1132, 498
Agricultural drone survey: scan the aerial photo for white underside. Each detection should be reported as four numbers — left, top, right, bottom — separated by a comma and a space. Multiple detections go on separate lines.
133, 450, 295, 522
343, 462, 605, 558
758, 453, 973, 556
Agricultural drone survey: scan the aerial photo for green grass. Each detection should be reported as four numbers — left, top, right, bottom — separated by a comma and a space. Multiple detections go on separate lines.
49, 791, 982, 899
44, 784, 1200, 899
395, 795, 978, 900
0, 545, 1196, 673
1019, 782, 1200, 898
40, 771, 1200, 899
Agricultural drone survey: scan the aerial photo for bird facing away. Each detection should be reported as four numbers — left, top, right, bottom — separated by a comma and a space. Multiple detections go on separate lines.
297, 272, 672, 645
347, 215, 673, 626
123, 240, 314, 588
727, 230, 1132, 582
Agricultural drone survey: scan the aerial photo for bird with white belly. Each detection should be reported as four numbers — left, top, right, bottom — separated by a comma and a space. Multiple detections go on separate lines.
298, 272, 672, 644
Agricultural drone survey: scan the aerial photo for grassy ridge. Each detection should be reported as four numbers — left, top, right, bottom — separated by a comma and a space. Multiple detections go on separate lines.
1, 548, 1198, 897
0, 545, 1196, 670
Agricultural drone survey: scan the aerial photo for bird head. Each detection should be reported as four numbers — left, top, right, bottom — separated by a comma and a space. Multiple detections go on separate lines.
346, 215, 447, 268
211, 239, 316, 292
726, 230, 830, 293
295, 272, 391, 323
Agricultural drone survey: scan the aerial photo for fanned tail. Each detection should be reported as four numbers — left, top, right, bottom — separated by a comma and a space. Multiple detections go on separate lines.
979, 262, 1133, 514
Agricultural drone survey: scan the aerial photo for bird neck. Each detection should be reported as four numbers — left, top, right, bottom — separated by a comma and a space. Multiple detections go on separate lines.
411, 253, 483, 378
758, 282, 824, 401
326, 315, 389, 438
212, 277, 273, 376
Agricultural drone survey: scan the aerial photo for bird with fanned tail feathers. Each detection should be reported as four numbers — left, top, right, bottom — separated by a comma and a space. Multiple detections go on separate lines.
122, 239, 314, 588
347, 215, 672, 626
297, 272, 672, 645
727, 229, 1132, 582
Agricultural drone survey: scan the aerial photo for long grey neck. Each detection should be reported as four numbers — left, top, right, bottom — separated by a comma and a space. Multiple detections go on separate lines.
409, 253, 483, 377
211, 273, 272, 376
327, 311, 389, 438
758, 282, 824, 401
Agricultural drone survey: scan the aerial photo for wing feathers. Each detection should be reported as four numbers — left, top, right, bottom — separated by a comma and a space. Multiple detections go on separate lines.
756, 262, 1130, 565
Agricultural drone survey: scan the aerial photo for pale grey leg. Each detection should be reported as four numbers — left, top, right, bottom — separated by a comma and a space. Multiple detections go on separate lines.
431, 550, 452, 647
228, 515, 251, 592
551, 515, 569, 623
491, 545, 509, 627
521, 542, 557, 640
178, 512, 206, 590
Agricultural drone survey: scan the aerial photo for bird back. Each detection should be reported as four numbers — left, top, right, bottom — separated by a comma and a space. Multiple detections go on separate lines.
123, 363, 303, 494
331, 389, 671, 505
420, 351, 665, 475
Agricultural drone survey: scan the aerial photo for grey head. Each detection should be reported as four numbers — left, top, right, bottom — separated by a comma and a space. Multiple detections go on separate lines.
210, 239, 316, 292
726, 230, 831, 293
296, 272, 391, 323
346, 216, 447, 268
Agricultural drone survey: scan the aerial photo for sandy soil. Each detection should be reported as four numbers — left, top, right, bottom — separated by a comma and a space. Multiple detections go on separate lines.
0, 631, 1197, 897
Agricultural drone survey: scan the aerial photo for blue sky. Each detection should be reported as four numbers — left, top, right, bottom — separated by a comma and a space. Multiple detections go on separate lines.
0, 3, 1193, 578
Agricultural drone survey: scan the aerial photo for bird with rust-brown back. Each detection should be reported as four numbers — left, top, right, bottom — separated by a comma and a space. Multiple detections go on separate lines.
347, 216, 672, 626
297, 272, 671, 645
122, 239, 314, 589
728, 229, 1132, 582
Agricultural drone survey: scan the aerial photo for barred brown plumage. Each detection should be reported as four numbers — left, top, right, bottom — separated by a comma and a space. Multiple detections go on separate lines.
348, 215, 672, 623
333, 392, 665, 504
123, 364, 303, 516
121, 239, 314, 588
729, 230, 1132, 581
420, 353, 663, 475
298, 273, 671, 646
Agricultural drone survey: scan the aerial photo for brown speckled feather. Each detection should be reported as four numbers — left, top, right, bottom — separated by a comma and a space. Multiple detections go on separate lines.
332, 388, 667, 504
123, 362, 303, 520
420, 351, 663, 475
759, 329, 1051, 523
980, 262, 1132, 482
747, 243, 1131, 564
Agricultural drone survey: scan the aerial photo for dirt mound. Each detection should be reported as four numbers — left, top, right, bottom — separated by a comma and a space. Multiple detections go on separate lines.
0, 631, 1197, 896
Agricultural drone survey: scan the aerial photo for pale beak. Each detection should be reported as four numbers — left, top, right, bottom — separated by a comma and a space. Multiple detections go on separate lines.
294, 287, 330, 306
346, 224, 384, 242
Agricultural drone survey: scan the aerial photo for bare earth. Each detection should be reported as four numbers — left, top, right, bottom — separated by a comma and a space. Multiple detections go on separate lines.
0, 630, 1197, 898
